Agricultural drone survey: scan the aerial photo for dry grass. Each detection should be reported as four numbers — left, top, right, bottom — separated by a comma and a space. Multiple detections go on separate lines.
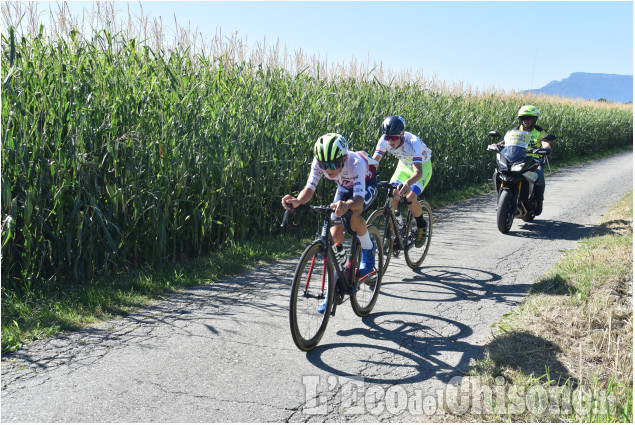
428, 192, 633, 422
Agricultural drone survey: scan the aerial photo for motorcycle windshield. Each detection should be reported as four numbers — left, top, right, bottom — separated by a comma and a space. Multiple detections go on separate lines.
501, 145, 527, 163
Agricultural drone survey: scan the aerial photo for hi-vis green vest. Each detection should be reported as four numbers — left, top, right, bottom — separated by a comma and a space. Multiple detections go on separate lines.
514, 124, 548, 158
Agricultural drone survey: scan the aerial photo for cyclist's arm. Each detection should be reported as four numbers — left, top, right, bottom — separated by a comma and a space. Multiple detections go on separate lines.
405, 162, 423, 186
332, 195, 364, 217
282, 188, 314, 210
332, 158, 366, 216
373, 138, 388, 163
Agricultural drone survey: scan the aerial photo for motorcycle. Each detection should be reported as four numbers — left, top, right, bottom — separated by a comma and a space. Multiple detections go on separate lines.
487, 129, 556, 234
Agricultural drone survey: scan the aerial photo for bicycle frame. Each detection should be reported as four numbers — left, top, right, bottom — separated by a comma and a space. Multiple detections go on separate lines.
283, 205, 360, 311
375, 181, 410, 251
284, 203, 384, 350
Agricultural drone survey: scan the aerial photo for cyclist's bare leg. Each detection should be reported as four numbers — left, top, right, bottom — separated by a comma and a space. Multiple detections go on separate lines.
348, 209, 368, 238
391, 189, 423, 217
330, 223, 344, 245
331, 201, 367, 234
405, 191, 423, 217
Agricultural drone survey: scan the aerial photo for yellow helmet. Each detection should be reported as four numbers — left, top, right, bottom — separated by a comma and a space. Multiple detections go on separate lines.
517, 105, 539, 126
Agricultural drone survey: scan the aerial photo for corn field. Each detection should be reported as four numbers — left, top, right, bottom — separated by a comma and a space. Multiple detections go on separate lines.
1, 21, 632, 291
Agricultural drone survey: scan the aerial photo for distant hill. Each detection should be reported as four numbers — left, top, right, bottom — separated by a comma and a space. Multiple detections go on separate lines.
524, 72, 633, 103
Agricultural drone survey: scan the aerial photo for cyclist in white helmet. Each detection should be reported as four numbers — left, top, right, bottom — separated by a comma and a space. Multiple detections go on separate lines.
282, 133, 378, 313
372, 116, 432, 247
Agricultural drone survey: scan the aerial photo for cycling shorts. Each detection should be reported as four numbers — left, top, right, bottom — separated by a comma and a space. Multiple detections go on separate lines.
331, 176, 378, 223
390, 161, 432, 196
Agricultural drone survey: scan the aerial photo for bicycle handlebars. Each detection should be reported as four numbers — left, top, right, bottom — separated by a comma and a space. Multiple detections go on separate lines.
281, 203, 355, 235
377, 181, 413, 205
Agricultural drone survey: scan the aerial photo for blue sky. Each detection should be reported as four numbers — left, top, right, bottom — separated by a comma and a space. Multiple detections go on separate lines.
38, 1, 634, 92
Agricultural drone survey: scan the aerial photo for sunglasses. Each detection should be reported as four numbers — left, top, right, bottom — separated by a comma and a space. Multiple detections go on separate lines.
321, 160, 343, 170
385, 135, 400, 142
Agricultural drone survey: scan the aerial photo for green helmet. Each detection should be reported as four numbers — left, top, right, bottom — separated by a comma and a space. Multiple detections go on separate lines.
313, 133, 348, 163
517, 105, 539, 126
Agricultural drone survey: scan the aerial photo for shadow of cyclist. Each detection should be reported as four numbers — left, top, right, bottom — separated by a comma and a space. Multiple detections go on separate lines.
305, 310, 480, 386
381, 266, 526, 307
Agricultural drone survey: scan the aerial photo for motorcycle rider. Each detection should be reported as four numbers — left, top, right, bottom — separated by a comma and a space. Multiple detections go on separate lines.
500, 105, 552, 216
372, 116, 432, 247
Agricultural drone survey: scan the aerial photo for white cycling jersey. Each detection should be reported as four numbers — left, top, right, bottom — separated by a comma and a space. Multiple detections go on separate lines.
305, 151, 371, 199
374, 131, 432, 167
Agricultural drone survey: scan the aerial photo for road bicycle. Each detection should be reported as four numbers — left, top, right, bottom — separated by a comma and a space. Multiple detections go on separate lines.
281, 204, 384, 351
365, 181, 433, 275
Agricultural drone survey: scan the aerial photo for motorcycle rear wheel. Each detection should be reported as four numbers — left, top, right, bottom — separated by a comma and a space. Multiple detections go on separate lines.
497, 190, 515, 234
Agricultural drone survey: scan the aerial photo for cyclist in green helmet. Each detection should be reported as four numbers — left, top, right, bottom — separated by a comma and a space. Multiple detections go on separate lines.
282, 133, 378, 313
512, 105, 553, 215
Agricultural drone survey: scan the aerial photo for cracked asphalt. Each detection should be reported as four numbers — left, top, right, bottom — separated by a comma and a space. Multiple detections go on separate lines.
2, 151, 632, 422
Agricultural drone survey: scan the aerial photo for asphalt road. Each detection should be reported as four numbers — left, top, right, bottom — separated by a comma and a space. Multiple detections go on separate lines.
2, 151, 632, 422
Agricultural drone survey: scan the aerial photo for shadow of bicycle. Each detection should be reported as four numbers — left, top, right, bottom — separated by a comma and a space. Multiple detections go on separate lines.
305, 310, 480, 386
381, 265, 526, 307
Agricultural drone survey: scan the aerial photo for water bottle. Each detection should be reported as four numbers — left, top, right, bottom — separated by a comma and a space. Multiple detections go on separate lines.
332, 243, 348, 270
395, 210, 404, 230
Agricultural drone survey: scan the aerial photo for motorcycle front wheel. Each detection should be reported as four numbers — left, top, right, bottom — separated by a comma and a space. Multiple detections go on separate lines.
497, 189, 515, 234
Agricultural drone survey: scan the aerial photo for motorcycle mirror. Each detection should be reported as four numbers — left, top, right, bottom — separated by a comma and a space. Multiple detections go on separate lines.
541, 134, 557, 142
488, 131, 502, 138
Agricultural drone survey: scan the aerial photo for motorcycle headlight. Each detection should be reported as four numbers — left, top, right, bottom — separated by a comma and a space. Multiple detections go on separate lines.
511, 162, 525, 172
497, 154, 509, 171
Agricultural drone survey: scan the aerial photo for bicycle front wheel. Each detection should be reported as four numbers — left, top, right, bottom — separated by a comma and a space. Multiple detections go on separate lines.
365, 208, 394, 277
289, 241, 334, 351
404, 200, 433, 268
350, 226, 384, 317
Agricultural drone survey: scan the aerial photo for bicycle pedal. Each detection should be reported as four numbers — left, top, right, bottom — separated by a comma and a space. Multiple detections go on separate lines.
358, 272, 376, 285
364, 274, 378, 285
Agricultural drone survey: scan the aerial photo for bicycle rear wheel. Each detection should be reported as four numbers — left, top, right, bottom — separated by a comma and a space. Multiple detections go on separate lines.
404, 200, 433, 268
365, 208, 394, 277
350, 226, 384, 317
289, 241, 334, 351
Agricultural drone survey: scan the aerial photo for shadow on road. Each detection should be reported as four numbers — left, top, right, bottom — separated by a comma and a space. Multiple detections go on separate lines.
381, 266, 525, 307
510, 219, 593, 240
1, 269, 294, 374
305, 311, 480, 386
